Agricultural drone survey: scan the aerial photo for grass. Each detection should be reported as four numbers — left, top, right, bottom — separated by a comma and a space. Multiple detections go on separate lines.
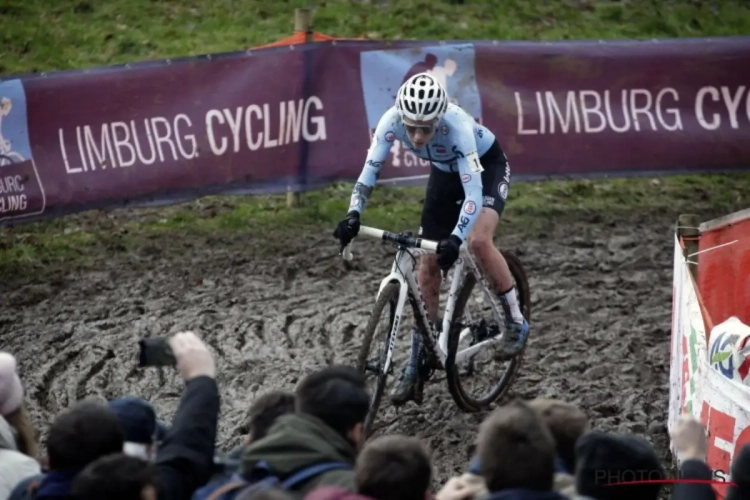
1, 0, 750, 272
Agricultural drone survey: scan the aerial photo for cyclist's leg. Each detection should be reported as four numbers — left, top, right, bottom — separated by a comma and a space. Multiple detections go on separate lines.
468, 140, 529, 358
391, 165, 462, 406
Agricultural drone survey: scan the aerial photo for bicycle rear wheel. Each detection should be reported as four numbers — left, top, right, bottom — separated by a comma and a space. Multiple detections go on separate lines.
445, 250, 532, 412
356, 281, 401, 438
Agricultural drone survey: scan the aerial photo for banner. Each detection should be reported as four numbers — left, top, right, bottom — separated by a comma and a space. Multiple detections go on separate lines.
670, 235, 750, 498
1, 37, 749, 224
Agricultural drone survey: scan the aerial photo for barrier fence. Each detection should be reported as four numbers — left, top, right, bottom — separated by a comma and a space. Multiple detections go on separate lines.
671, 208, 750, 498
1, 31, 749, 225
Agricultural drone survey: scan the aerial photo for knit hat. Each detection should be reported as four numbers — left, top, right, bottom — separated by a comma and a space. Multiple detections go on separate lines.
108, 396, 168, 444
575, 431, 664, 500
0, 352, 24, 416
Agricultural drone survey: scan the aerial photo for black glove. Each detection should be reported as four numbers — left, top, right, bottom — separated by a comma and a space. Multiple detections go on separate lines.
333, 211, 361, 249
436, 234, 462, 272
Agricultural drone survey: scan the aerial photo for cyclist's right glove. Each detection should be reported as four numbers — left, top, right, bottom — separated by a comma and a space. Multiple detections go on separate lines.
333, 210, 361, 249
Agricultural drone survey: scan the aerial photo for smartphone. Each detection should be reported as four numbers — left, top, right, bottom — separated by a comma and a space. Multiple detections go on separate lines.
138, 337, 176, 367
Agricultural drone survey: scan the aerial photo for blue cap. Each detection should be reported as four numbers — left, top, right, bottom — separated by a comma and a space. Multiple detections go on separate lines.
108, 396, 168, 444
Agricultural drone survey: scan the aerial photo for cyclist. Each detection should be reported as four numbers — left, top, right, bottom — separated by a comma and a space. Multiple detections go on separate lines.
333, 72, 529, 406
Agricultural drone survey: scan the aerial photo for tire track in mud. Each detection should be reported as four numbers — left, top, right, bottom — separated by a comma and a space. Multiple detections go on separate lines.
1, 212, 675, 483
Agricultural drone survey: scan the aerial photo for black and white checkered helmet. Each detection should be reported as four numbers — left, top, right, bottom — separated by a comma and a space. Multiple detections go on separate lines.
396, 72, 448, 124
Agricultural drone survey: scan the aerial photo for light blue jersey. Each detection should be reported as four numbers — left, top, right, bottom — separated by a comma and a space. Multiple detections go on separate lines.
348, 104, 496, 241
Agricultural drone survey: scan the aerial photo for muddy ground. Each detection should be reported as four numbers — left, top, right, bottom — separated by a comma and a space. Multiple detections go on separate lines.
0, 206, 690, 486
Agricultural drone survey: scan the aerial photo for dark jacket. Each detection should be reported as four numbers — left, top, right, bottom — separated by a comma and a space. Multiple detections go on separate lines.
8, 376, 220, 500
239, 413, 357, 499
156, 375, 221, 500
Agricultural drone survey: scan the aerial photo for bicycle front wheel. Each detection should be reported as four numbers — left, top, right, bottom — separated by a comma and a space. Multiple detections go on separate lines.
445, 250, 532, 412
356, 281, 401, 438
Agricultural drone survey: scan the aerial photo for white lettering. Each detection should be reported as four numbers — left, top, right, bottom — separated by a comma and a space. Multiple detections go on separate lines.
262, 103, 277, 148
84, 124, 115, 170
206, 109, 228, 156
286, 100, 303, 144
174, 114, 197, 159
303, 96, 326, 142
111, 121, 136, 167
629, 89, 657, 131
580, 90, 606, 133
656, 88, 682, 131
603, 90, 630, 133
59, 129, 82, 174
245, 104, 263, 151
696, 86, 721, 130
545, 91, 581, 133
721, 85, 746, 129
223, 107, 243, 153
515, 92, 537, 135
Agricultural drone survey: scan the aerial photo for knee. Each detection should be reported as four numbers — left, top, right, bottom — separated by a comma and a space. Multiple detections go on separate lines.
468, 232, 494, 257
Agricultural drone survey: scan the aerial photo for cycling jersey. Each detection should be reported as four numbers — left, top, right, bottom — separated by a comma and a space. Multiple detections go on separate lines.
348, 103, 496, 241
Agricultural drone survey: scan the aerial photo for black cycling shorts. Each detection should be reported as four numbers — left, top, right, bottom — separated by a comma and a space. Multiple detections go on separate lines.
419, 139, 510, 241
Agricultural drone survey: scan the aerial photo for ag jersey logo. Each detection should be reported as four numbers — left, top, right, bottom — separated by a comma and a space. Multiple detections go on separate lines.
0, 79, 46, 221
359, 44, 483, 174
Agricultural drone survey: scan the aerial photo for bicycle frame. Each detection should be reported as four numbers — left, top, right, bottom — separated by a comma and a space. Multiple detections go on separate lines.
343, 225, 510, 374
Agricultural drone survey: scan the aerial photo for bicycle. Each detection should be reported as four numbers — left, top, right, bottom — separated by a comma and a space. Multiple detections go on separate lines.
342, 225, 531, 437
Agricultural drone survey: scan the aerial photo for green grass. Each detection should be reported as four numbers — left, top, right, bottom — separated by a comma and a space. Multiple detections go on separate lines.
1, 0, 750, 272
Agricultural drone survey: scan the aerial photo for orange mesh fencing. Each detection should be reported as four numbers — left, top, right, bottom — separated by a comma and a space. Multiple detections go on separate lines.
253, 30, 365, 49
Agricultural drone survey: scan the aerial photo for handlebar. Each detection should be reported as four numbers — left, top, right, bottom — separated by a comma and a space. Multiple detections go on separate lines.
341, 225, 439, 261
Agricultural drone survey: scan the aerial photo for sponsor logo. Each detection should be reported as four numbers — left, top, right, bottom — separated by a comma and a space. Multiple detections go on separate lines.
457, 215, 470, 233
434, 146, 446, 154
451, 145, 465, 158
461, 174, 471, 183
483, 195, 495, 206
384, 131, 395, 142
441, 126, 449, 135
464, 201, 476, 215
498, 183, 509, 200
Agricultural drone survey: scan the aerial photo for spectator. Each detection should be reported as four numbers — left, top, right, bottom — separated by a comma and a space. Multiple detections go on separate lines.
474, 399, 568, 499
356, 434, 432, 500
306, 434, 431, 500
209, 365, 369, 499
670, 415, 715, 500
71, 453, 158, 500
222, 391, 296, 471
0, 351, 39, 458
575, 430, 665, 500
727, 443, 750, 500
197, 390, 296, 499
152, 331, 221, 500
0, 415, 41, 498
9, 398, 126, 500
527, 398, 590, 496
108, 396, 168, 462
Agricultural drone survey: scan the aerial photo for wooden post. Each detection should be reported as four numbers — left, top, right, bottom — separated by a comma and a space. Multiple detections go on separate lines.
286, 8, 313, 208
677, 213, 701, 282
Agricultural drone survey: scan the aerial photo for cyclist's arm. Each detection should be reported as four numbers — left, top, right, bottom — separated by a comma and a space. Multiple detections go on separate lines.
347, 110, 396, 214
451, 122, 484, 242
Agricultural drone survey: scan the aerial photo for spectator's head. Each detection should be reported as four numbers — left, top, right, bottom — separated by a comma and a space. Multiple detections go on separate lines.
476, 399, 556, 493
356, 434, 432, 500
0, 351, 38, 458
295, 365, 369, 450
71, 453, 157, 500
527, 398, 590, 473
728, 443, 750, 500
575, 430, 664, 500
108, 396, 168, 461
46, 399, 124, 472
242, 391, 295, 444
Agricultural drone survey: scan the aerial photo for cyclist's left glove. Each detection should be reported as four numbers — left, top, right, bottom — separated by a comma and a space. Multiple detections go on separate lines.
436, 235, 462, 272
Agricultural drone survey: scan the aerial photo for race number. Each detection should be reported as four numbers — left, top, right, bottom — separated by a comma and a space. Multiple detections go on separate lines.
466, 151, 483, 173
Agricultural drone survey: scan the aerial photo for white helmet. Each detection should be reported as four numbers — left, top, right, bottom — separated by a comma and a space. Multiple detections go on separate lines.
396, 73, 449, 124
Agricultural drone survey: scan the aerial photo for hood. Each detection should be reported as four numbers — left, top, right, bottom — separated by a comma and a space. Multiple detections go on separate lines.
241, 414, 357, 477
304, 486, 374, 500
486, 489, 570, 500
0, 415, 17, 450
